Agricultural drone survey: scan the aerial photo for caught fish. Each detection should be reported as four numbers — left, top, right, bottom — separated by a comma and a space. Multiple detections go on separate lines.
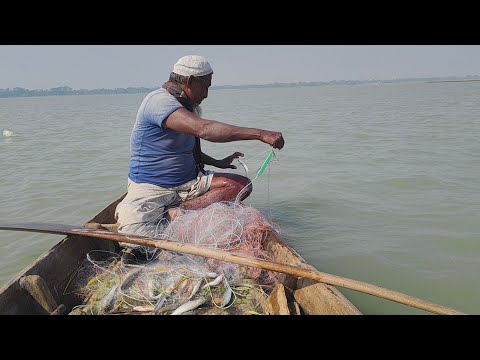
188, 279, 203, 300
155, 303, 180, 315
220, 286, 233, 308
153, 276, 185, 314
202, 274, 224, 289
120, 268, 143, 292
171, 297, 206, 315
154, 294, 167, 314
100, 284, 118, 313
133, 305, 154, 312
203, 272, 218, 278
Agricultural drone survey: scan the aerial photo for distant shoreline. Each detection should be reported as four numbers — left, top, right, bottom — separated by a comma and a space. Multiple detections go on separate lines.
427, 79, 480, 83
1, 76, 479, 99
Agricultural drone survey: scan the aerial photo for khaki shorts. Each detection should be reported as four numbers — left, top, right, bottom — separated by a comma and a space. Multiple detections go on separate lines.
115, 170, 214, 237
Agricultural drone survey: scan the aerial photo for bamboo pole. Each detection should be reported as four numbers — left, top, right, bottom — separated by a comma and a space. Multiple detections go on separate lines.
0, 224, 466, 315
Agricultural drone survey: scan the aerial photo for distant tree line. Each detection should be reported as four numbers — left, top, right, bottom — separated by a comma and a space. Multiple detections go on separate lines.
1, 75, 479, 98
0, 86, 157, 98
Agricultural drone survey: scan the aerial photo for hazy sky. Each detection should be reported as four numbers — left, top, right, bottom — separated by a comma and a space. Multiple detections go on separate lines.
1, 45, 479, 90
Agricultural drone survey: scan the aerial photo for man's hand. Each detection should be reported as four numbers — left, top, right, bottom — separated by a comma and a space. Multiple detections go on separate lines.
261, 131, 285, 150
215, 152, 244, 169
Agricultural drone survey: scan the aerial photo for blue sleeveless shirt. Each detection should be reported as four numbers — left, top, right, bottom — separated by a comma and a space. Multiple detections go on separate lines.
128, 88, 197, 187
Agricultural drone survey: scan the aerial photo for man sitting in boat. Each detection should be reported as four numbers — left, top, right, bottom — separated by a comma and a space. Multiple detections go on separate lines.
114, 55, 285, 238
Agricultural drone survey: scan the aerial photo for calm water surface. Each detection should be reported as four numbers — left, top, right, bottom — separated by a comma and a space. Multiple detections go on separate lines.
1, 82, 479, 314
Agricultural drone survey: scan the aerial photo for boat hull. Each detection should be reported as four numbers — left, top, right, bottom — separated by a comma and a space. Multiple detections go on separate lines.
0, 195, 361, 315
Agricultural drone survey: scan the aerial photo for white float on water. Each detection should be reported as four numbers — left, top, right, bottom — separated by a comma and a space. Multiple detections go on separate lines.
2, 130, 15, 137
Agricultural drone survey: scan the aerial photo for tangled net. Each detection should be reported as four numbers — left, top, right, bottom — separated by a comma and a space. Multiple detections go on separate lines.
68, 202, 280, 315
161, 202, 278, 284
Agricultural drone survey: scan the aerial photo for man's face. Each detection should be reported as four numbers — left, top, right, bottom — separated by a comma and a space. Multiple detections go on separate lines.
189, 74, 212, 106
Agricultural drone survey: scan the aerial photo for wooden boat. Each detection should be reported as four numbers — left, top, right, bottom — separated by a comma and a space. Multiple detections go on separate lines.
0, 194, 361, 315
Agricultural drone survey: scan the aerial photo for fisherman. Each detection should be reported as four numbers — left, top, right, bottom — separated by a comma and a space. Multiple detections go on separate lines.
115, 55, 285, 237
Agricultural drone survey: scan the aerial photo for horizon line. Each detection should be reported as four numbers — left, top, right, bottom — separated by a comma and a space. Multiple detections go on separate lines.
2, 75, 480, 92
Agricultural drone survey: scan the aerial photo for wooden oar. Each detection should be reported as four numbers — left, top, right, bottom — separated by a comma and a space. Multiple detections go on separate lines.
0, 223, 465, 315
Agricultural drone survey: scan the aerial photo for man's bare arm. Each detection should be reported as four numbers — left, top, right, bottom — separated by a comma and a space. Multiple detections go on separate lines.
201, 152, 217, 166
201, 152, 243, 169
164, 108, 284, 149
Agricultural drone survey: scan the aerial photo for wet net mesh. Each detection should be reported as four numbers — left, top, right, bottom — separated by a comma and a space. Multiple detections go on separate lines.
67, 202, 280, 315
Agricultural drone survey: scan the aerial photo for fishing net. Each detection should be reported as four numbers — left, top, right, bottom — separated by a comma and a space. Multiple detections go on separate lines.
68, 201, 280, 315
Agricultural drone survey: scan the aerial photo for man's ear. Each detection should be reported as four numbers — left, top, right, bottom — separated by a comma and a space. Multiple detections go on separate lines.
186, 75, 194, 88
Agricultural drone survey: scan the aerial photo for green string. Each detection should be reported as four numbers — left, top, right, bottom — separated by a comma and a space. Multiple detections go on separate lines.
255, 149, 274, 179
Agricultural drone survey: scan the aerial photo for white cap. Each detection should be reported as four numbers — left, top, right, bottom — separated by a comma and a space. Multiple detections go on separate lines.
173, 55, 213, 77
